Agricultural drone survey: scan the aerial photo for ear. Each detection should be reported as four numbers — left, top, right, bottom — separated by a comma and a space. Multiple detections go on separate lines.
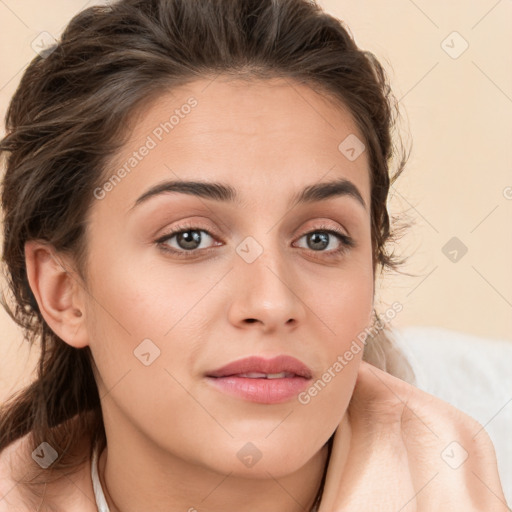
24, 240, 89, 348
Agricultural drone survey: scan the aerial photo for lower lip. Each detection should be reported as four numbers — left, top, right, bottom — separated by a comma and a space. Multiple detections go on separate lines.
205, 376, 310, 404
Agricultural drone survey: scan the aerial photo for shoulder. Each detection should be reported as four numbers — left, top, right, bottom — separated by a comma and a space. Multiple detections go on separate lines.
0, 433, 97, 512
329, 363, 508, 510
0, 434, 32, 511
351, 362, 506, 499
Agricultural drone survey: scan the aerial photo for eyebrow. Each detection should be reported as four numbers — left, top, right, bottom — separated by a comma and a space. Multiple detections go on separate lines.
132, 177, 366, 211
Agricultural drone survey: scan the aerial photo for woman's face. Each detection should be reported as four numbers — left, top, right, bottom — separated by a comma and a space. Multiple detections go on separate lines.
83, 77, 374, 478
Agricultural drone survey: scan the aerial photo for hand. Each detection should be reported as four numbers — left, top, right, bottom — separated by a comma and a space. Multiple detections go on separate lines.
324, 361, 509, 511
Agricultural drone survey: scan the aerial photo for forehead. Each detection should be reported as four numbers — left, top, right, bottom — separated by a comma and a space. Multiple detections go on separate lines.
99, 76, 371, 211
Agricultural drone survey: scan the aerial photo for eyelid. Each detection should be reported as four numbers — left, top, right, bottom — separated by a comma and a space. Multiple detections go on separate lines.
155, 220, 214, 240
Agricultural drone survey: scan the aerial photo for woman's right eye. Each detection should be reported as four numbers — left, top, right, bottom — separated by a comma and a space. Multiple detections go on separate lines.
156, 225, 221, 257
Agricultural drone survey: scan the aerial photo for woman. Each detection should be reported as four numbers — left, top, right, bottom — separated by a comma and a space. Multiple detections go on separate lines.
0, 0, 507, 510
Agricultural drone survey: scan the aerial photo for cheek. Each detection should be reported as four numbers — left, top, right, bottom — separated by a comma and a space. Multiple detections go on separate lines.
314, 269, 373, 329
300, 251, 374, 345
82, 244, 219, 408
300, 272, 373, 399
290, 257, 373, 413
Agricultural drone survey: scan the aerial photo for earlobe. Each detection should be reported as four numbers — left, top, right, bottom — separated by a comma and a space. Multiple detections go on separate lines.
24, 240, 89, 348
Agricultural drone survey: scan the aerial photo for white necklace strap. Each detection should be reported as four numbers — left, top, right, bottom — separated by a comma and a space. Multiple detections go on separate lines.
91, 447, 111, 512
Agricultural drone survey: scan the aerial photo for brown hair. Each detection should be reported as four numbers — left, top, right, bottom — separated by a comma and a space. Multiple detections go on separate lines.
0, 0, 414, 507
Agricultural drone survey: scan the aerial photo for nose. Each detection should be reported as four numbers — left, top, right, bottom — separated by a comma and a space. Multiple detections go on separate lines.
226, 238, 306, 334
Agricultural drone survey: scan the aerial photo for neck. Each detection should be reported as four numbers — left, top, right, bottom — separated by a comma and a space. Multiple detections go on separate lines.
97, 437, 332, 512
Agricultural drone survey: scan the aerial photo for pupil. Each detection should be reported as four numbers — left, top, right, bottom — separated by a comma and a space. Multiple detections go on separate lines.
309, 232, 328, 250
178, 230, 201, 250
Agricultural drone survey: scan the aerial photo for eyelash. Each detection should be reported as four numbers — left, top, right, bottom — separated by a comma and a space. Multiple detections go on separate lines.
155, 222, 356, 260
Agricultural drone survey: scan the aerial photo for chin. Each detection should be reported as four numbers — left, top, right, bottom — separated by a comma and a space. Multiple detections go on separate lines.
200, 439, 318, 479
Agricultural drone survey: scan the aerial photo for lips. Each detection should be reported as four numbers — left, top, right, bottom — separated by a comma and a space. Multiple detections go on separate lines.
205, 355, 312, 404
206, 355, 312, 379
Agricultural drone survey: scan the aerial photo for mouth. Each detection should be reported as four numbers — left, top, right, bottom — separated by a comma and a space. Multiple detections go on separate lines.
206, 354, 313, 379
226, 371, 297, 379
205, 355, 312, 404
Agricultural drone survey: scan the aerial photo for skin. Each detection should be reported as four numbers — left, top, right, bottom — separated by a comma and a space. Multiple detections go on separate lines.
16, 78, 508, 512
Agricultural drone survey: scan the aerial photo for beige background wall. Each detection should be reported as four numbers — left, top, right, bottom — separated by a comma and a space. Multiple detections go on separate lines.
1, 0, 511, 402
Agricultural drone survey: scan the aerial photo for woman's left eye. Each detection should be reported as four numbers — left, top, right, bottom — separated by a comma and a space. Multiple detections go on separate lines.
155, 224, 355, 259
294, 228, 355, 256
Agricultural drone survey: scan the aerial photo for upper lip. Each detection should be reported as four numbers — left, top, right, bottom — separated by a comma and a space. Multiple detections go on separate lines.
206, 355, 312, 379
